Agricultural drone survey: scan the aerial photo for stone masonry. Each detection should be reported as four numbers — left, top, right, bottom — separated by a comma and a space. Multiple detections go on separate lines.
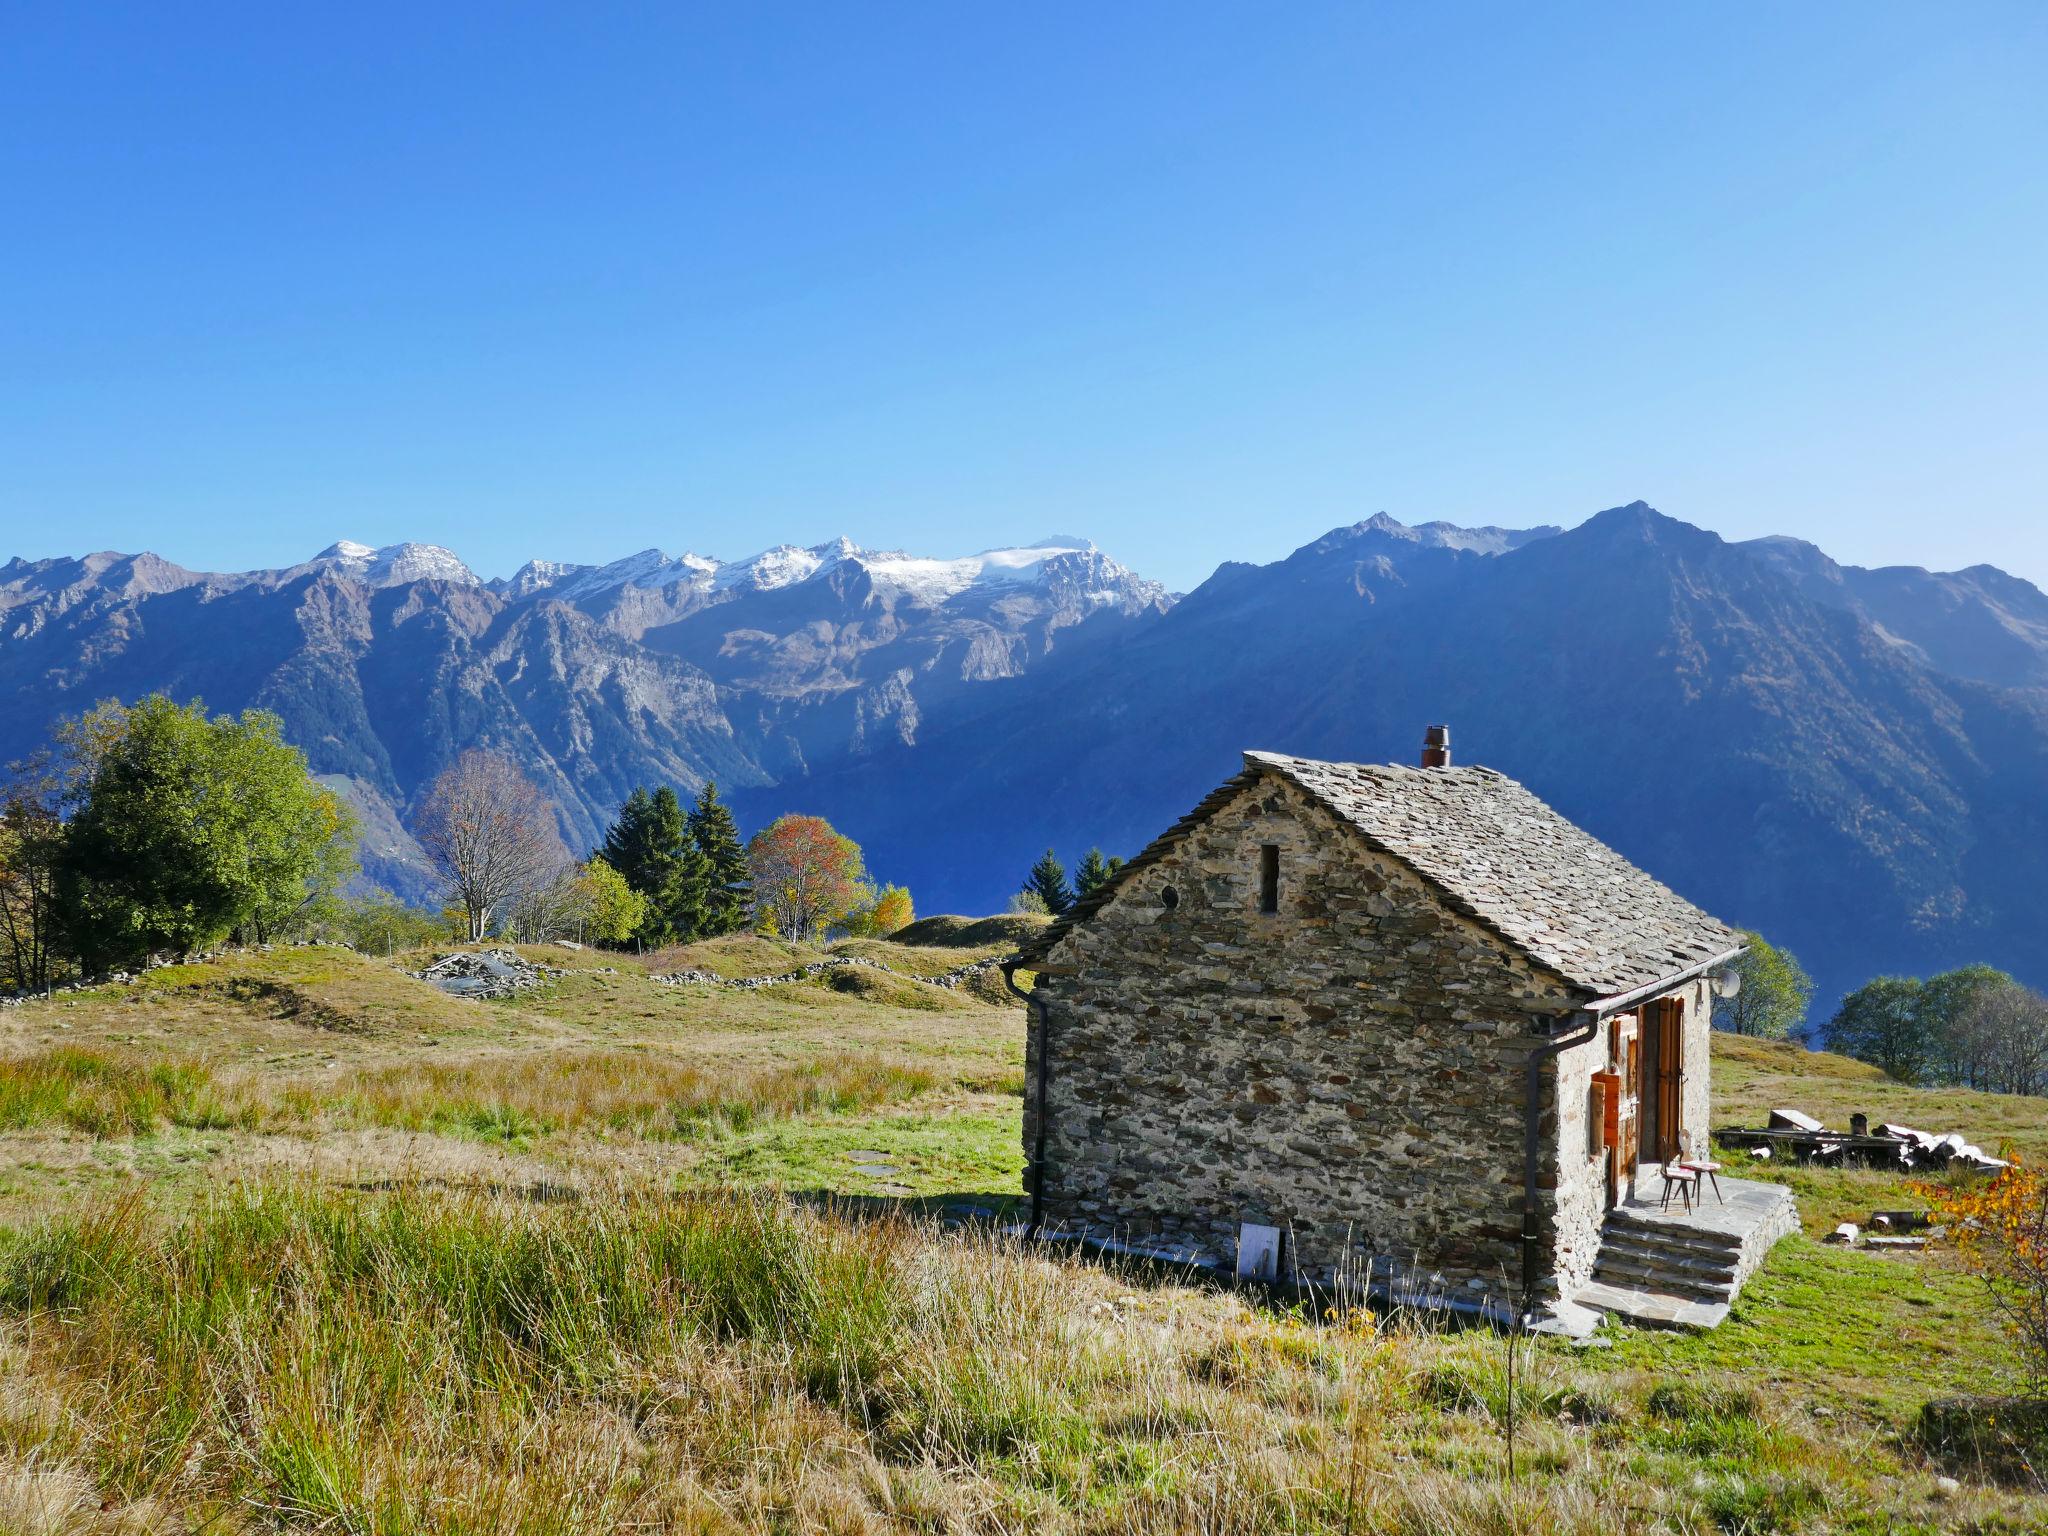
1016, 750, 1745, 1306
1026, 773, 1581, 1298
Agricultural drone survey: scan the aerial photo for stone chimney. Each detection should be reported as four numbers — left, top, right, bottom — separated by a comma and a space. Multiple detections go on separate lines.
1421, 724, 1451, 769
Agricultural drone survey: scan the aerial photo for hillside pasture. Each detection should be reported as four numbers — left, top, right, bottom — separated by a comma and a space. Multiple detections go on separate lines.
0, 946, 2040, 1532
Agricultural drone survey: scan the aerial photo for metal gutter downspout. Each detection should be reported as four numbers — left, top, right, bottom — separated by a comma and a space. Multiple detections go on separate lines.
1002, 960, 1052, 1238
1521, 1009, 1601, 1302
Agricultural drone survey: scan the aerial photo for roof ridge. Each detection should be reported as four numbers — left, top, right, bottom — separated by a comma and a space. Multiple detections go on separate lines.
1017, 748, 1739, 998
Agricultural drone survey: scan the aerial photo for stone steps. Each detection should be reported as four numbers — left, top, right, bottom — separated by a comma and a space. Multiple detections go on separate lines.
1603, 1209, 1745, 1258
1574, 1279, 1730, 1332
1580, 1208, 1747, 1326
1595, 1232, 1740, 1279
1589, 1253, 1735, 1302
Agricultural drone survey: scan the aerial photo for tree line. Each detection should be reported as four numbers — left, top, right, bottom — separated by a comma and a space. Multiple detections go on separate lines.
0, 695, 920, 991
408, 752, 915, 950
1711, 928, 2048, 1099
1825, 966, 2048, 1094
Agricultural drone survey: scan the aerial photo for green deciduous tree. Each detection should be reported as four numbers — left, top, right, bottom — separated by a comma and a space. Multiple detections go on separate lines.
0, 755, 68, 993
577, 857, 649, 945
1711, 930, 1815, 1040
1022, 848, 1076, 915
1922, 963, 2017, 1087
56, 696, 358, 969
1826, 975, 1932, 1083
340, 894, 447, 957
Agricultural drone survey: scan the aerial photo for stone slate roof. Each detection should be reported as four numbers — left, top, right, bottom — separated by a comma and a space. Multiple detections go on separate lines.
1014, 750, 1741, 1001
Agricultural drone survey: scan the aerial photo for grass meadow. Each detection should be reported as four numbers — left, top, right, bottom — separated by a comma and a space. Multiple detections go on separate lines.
0, 941, 2041, 1533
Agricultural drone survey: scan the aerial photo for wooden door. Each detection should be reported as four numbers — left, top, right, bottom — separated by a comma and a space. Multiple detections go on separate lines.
1651, 998, 1684, 1163
1609, 1012, 1641, 1203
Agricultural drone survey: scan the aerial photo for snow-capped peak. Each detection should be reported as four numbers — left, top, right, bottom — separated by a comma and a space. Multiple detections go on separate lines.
306, 541, 480, 588
711, 538, 863, 592
843, 539, 1167, 609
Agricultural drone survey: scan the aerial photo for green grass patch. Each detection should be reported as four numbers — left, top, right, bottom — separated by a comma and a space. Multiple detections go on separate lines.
694, 1109, 1026, 1200
0, 1047, 260, 1136
1587, 1234, 2016, 1419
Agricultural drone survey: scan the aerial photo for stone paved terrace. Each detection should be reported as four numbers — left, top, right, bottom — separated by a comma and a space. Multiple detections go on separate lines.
1613, 1165, 1797, 1240
1570, 1168, 1800, 1332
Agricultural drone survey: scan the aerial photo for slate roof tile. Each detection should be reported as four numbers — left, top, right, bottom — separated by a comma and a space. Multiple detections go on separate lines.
1015, 749, 1741, 999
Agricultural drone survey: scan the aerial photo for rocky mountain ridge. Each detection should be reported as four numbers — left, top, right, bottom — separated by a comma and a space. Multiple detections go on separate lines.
5, 506, 2044, 1005
0, 533, 1173, 898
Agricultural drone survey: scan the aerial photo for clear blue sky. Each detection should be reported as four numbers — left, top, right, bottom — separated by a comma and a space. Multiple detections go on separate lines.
3, 4, 2044, 593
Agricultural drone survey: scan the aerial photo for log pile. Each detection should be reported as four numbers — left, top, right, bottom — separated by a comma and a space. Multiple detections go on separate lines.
1714, 1108, 2010, 1173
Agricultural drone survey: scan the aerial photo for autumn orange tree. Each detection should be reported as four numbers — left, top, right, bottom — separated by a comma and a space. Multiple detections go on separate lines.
1926, 1162, 2048, 1392
745, 815, 872, 942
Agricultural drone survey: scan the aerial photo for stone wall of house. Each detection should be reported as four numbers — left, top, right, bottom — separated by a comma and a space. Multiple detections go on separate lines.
1680, 975, 1713, 1149
1546, 973, 1719, 1296
1547, 1023, 1610, 1297
1028, 772, 1588, 1300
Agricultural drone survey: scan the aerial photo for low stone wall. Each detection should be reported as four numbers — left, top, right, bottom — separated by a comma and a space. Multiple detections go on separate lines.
652, 955, 1002, 991
1730, 1186, 1802, 1293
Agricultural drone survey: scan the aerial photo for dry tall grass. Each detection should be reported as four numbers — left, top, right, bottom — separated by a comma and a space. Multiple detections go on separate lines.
330, 1050, 940, 1141
0, 1181, 2015, 1535
0, 1046, 937, 1147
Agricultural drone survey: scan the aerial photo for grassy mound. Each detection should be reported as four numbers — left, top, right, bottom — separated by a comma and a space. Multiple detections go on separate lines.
127, 945, 480, 1034
892, 914, 1052, 949
789, 965, 960, 1013
639, 933, 826, 979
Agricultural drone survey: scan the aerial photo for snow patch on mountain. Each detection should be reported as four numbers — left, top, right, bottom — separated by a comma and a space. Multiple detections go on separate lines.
306, 541, 480, 588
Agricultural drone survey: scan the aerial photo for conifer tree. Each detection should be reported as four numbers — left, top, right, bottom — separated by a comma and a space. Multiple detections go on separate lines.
687, 780, 751, 936
1074, 847, 1124, 899
597, 785, 699, 943
659, 836, 718, 943
1021, 848, 1076, 915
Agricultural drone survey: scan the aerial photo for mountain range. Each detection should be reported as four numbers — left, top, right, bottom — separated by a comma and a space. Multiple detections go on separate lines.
5, 505, 2045, 1007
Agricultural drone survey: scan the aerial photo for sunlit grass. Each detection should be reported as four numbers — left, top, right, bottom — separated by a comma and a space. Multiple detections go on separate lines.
0, 1049, 262, 1137
0, 1181, 2024, 1534
331, 1050, 941, 1144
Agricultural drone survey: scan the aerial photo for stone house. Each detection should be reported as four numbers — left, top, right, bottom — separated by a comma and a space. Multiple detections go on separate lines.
1006, 737, 1789, 1322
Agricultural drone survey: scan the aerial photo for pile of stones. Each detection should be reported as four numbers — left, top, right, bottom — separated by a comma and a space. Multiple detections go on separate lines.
414, 948, 564, 999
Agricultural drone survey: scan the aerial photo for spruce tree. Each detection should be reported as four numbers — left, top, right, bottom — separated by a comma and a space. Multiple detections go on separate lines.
598, 785, 694, 943
660, 837, 718, 942
1074, 847, 1124, 899
1022, 848, 1076, 915
687, 780, 752, 936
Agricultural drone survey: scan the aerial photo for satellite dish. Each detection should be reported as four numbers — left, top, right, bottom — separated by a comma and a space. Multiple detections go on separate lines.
1712, 967, 1743, 1000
